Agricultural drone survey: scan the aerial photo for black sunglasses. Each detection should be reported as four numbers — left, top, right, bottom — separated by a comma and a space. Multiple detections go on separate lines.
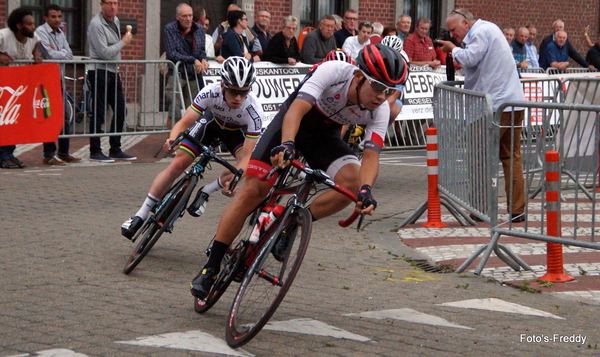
451, 10, 467, 19
224, 85, 250, 97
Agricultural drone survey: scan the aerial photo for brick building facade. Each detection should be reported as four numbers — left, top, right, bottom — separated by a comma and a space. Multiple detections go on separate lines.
0, 0, 597, 64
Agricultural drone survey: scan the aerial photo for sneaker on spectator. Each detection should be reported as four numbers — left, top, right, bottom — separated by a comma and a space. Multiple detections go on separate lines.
43, 156, 66, 166
89, 152, 115, 163
109, 150, 137, 161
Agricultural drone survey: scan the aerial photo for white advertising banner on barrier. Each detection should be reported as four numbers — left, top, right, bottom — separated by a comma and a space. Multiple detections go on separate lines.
397, 65, 447, 121
203, 61, 311, 127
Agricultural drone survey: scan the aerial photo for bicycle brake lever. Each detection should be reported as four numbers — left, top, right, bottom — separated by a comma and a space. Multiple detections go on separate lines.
356, 213, 365, 232
229, 169, 244, 192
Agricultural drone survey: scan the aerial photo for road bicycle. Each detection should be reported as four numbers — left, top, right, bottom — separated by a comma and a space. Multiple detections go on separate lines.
64, 75, 93, 125
193, 159, 360, 348
123, 131, 244, 274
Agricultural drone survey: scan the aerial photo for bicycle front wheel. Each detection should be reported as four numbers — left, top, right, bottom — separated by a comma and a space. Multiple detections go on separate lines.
226, 207, 312, 348
123, 176, 197, 274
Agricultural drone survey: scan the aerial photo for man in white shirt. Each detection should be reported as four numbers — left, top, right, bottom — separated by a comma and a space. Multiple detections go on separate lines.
0, 7, 42, 169
342, 22, 373, 60
438, 9, 527, 223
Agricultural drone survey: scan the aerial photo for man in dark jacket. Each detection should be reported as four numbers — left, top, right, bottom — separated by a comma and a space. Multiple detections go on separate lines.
539, 19, 592, 70
164, 3, 208, 125
333, 9, 358, 48
301, 14, 336, 64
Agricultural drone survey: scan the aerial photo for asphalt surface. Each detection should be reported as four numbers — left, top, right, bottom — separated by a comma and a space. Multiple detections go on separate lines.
2, 146, 600, 357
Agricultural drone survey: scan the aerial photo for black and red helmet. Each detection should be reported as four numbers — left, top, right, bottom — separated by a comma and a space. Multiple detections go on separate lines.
356, 43, 409, 85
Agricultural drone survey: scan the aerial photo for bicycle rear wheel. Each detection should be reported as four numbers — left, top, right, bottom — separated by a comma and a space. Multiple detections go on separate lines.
123, 176, 197, 274
195, 213, 256, 314
225, 207, 312, 348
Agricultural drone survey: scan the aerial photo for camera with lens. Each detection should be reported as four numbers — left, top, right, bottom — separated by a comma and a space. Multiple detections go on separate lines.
433, 29, 453, 47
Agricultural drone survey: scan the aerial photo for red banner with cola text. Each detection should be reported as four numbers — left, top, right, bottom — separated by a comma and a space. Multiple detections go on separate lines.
0, 63, 63, 146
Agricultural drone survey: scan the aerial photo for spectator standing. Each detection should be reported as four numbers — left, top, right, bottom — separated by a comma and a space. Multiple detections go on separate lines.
439, 9, 527, 223
301, 15, 337, 64
212, 3, 240, 57
0, 8, 42, 169
264, 16, 301, 65
87, 0, 136, 162
370, 22, 383, 44
525, 24, 539, 68
332, 15, 343, 31
382, 27, 398, 38
511, 27, 529, 70
193, 4, 215, 58
164, 4, 209, 128
503, 27, 515, 43
586, 38, 600, 70
403, 17, 440, 68
252, 8, 272, 60
544, 30, 570, 72
539, 20, 592, 70
334, 9, 359, 48
36, 4, 81, 165
221, 10, 258, 62
342, 21, 373, 60
396, 14, 411, 42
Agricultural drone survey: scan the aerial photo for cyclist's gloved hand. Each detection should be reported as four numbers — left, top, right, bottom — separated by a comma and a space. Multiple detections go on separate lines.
270, 141, 295, 167
357, 184, 377, 214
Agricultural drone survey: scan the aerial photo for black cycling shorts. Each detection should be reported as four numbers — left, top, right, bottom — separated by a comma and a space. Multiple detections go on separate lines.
248, 104, 355, 176
179, 110, 246, 159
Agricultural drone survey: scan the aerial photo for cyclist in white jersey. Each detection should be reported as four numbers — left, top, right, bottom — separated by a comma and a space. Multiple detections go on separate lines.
121, 57, 264, 239
191, 44, 409, 299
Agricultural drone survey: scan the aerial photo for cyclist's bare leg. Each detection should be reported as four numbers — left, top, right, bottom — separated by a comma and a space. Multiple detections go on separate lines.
148, 150, 194, 199
309, 163, 360, 220
213, 175, 272, 245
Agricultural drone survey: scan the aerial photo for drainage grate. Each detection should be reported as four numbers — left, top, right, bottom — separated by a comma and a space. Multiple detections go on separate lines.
410, 259, 454, 273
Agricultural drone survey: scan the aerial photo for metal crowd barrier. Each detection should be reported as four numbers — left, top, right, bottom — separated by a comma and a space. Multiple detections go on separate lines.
518, 67, 545, 74
547, 67, 592, 75
431, 77, 600, 274
12, 59, 177, 138
433, 81, 499, 224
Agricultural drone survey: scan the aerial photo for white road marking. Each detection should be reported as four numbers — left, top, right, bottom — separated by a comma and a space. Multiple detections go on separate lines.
438, 298, 564, 319
5, 349, 88, 357
263, 318, 372, 342
343, 308, 472, 329
116, 330, 254, 356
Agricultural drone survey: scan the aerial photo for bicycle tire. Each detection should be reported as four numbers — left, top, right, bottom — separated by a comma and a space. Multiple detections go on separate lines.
123, 176, 197, 274
225, 207, 312, 348
65, 96, 75, 126
194, 213, 255, 314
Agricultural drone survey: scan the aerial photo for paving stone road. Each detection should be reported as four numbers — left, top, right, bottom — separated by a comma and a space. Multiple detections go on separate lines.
2, 145, 600, 357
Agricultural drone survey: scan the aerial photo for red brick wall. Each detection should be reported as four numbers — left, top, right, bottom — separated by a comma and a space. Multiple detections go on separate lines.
255, 0, 291, 31
0, 1, 5, 29
119, 0, 146, 60
254, 0, 397, 35
358, 0, 396, 28
455, 0, 599, 63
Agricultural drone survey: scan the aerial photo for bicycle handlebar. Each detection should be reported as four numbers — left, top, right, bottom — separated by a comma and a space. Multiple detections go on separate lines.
169, 132, 244, 187
259, 159, 360, 228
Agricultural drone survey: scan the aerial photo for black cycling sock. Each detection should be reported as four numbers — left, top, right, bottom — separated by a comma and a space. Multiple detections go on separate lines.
204, 240, 229, 272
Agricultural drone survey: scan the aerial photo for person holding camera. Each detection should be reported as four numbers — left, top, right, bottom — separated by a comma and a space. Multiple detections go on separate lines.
438, 9, 527, 223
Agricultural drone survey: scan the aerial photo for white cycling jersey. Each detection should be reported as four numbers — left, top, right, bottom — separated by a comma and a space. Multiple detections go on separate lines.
190, 82, 264, 139
297, 61, 390, 147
